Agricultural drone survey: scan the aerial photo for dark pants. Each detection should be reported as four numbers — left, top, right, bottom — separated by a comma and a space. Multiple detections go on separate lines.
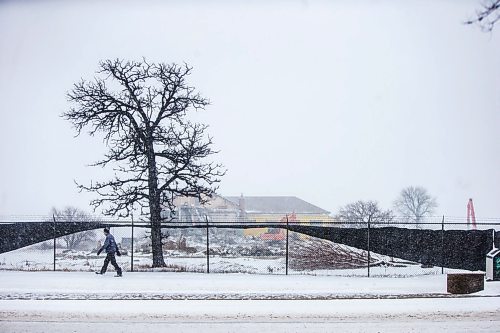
100, 253, 122, 275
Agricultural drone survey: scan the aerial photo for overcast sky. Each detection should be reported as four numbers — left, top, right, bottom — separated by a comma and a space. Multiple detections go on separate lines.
0, 0, 499, 219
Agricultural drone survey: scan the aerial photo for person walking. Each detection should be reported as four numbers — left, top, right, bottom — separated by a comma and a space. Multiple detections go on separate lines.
96, 227, 122, 277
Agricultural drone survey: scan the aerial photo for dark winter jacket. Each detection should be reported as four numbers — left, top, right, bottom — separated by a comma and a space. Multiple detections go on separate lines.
99, 234, 118, 254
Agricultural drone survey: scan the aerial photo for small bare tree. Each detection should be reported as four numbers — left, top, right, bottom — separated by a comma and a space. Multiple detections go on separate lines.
63, 59, 225, 267
393, 186, 437, 227
466, 0, 500, 31
335, 200, 394, 228
51, 207, 97, 250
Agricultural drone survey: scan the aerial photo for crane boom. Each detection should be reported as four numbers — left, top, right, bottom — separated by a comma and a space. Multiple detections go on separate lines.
467, 198, 477, 230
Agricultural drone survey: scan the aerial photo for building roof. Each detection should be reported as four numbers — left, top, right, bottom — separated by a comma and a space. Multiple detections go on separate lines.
225, 196, 330, 215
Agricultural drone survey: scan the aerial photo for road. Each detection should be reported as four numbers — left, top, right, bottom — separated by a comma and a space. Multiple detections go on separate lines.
1, 298, 500, 332
3, 319, 500, 333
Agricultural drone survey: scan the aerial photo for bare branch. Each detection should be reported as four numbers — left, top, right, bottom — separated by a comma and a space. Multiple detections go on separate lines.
335, 200, 394, 228
393, 186, 438, 226
465, 0, 500, 31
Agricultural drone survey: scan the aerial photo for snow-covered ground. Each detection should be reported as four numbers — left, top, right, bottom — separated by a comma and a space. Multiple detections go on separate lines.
2, 298, 500, 330
0, 245, 469, 277
0, 271, 499, 332
1, 270, 499, 299
0, 233, 495, 331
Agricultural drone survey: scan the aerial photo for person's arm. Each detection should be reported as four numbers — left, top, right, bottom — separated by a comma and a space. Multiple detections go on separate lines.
112, 235, 121, 256
97, 235, 110, 255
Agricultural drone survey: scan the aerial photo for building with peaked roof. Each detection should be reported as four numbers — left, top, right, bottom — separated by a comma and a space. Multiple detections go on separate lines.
225, 196, 329, 215
170, 194, 334, 237
225, 195, 333, 237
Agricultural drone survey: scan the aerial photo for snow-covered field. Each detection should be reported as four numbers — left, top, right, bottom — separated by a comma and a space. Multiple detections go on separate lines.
0, 271, 499, 332
0, 244, 468, 277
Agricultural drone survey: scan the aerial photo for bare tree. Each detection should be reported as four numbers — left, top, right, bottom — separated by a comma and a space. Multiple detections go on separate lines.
393, 186, 437, 227
335, 200, 394, 228
466, 0, 500, 31
63, 59, 225, 267
51, 207, 97, 250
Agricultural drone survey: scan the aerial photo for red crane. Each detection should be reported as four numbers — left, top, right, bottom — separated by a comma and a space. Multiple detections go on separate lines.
467, 198, 477, 230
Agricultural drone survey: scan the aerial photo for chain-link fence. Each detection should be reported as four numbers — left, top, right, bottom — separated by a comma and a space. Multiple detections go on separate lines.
0, 215, 498, 277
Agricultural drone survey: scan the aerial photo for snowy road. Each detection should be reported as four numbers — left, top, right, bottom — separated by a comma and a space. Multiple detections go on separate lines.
1, 298, 500, 332
3, 318, 500, 333
0, 271, 499, 332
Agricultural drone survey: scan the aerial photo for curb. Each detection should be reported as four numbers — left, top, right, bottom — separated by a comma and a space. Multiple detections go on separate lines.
1, 293, 499, 301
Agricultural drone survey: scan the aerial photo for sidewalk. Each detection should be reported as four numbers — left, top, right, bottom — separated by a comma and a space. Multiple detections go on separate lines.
1, 271, 499, 300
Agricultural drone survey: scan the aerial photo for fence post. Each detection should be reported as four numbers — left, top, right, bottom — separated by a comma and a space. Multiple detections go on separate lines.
131, 213, 134, 272
441, 215, 445, 274
206, 215, 210, 274
286, 215, 289, 276
367, 216, 371, 278
52, 214, 56, 272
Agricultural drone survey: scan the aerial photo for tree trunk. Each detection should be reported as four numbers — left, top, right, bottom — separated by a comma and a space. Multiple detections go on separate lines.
150, 207, 166, 267
147, 144, 166, 268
